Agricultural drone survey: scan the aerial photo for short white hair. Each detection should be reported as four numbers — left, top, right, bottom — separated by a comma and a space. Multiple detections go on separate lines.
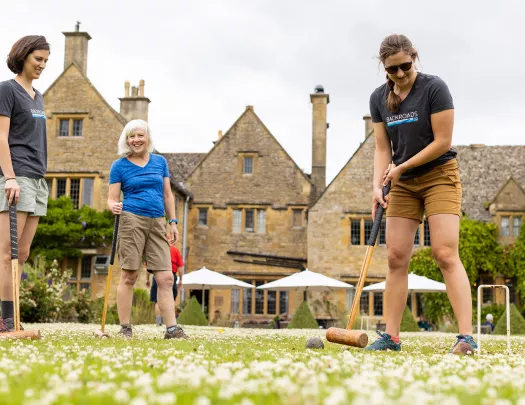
117, 119, 154, 156
486, 313, 493, 322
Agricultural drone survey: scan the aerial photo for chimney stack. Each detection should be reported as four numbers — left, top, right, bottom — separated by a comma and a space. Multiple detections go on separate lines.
363, 115, 373, 139
119, 79, 151, 122
63, 22, 91, 75
310, 85, 329, 198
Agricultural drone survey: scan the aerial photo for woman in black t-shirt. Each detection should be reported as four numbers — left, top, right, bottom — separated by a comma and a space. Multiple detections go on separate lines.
367, 34, 475, 354
0, 36, 50, 332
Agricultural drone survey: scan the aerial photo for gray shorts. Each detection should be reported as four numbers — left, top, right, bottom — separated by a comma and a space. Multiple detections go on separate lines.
0, 176, 48, 216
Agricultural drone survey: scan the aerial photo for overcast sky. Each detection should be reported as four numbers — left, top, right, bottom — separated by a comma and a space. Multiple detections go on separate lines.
0, 0, 522, 183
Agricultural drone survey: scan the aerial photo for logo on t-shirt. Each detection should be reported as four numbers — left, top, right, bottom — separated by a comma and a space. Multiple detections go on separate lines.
30, 109, 45, 119
386, 111, 418, 127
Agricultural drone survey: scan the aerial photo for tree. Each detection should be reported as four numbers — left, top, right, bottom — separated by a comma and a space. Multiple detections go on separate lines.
505, 227, 525, 300
409, 217, 503, 327
30, 197, 115, 264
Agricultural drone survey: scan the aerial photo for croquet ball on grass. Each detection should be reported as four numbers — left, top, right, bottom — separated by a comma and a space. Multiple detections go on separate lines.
306, 337, 324, 349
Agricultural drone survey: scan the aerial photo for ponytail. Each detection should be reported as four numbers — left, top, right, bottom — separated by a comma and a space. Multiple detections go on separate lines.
386, 75, 402, 113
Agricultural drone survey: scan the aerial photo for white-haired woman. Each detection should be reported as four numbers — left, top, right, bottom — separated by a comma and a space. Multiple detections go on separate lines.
107, 119, 188, 339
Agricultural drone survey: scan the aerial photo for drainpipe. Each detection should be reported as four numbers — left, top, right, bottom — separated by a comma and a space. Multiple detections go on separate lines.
181, 194, 190, 303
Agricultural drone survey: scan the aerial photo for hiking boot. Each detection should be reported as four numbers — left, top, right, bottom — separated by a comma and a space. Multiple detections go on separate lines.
117, 325, 132, 338
164, 325, 189, 340
365, 331, 401, 351
0, 318, 11, 333
3, 318, 24, 332
450, 334, 477, 355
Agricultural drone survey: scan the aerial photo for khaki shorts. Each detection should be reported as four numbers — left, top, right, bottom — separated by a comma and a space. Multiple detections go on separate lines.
117, 211, 171, 271
0, 176, 48, 216
386, 159, 462, 223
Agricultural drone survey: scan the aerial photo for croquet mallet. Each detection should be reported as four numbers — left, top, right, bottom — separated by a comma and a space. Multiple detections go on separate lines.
0, 204, 40, 340
326, 182, 391, 348
94, 214, 120, 338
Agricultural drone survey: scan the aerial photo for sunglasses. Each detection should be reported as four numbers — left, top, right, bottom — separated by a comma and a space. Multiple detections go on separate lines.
385, 61, 413, 74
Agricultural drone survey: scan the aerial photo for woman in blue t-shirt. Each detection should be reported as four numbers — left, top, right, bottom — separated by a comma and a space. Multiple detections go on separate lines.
0, 36, 50, 333
108, 119, 188, 339
367, 34, 475, 354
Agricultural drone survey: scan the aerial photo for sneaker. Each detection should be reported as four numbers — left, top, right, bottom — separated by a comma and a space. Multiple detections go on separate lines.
164, 325, 189, 340
4, 318, 24, 332
117, 325, 132, 338
365, 331, 401, 351
0, 318, 10, 333
450, 334, 477, 355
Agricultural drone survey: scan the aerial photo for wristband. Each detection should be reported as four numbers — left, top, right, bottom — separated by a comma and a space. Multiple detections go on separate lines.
5, 177, 15, 181
169, 219, 179, 225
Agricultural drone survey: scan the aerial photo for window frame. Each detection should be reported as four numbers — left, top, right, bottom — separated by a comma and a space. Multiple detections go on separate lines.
46, 175, 97, 208
198, 208, 209, 227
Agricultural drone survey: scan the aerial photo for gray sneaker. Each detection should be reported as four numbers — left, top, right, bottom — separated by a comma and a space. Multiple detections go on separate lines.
117, 325, 132, 338
365, 331, 401, 351
164, 325, 189, 340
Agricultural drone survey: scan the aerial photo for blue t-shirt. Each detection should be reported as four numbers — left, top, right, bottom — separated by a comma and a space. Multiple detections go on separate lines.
109, 153, 169, 218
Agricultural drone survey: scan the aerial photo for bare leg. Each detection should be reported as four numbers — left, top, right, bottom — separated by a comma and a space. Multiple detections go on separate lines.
117, 270, 138, 324
385, 217, 420, 337
154, 271, 176, 326
429, 214, 472, 335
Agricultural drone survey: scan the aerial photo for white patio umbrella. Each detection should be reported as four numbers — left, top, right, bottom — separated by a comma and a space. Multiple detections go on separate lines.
256, 269, 354, 294
362, 273, 446, 293
182, 266, 254, 311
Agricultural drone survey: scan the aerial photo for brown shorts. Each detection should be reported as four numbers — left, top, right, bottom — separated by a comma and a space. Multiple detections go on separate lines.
117, 211, 171, 271
386, 158, 462, 222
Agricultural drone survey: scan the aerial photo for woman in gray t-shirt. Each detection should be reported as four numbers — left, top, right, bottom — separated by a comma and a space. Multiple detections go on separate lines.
366, 34, 475, 355
0, 36, 50, 332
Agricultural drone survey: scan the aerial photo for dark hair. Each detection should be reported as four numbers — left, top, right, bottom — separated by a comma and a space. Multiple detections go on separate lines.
7, 35, 50, 74
379, 34, 418, 113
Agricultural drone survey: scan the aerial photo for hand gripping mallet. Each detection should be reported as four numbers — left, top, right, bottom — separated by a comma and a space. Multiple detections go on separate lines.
0, 204, 40, 340
326, 182, 391, 348
94, 214, 120, 338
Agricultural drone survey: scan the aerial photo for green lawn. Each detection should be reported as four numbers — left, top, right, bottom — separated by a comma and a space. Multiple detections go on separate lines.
1, 324, 523, 405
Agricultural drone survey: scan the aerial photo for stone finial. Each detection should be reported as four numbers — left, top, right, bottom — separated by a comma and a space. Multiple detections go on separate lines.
218, 130, 223, 140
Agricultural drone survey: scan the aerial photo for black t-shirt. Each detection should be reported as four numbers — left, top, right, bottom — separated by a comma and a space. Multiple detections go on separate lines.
369, 72, 456, 179
0, 79, 47, 178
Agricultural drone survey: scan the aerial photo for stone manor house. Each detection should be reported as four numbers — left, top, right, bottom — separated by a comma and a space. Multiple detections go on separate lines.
42, 27, 525, 324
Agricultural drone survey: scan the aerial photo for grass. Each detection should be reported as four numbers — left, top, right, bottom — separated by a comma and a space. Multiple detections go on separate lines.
0, 324, 524, 404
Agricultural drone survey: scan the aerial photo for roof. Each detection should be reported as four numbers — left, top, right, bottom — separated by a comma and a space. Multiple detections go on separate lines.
184, 106, 313, 186
43, 62, 127, 126
161, 153, 207, 181
455, 145, 525, 221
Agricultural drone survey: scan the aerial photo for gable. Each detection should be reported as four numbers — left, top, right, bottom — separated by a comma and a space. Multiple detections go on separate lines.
44, 63, 125, 174
310, 132, 376, 213
489, 177, 525, 213
186, 107, 312, 206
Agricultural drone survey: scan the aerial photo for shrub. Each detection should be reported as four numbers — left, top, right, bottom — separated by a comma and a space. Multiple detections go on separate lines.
19, 259, 75, 322
493, 304, 525, 335
177, 296, 208, 326
90, 297, 119, 325
400, 306, 420, 332
287, 301, 319, 329
131, 289, 155, 325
